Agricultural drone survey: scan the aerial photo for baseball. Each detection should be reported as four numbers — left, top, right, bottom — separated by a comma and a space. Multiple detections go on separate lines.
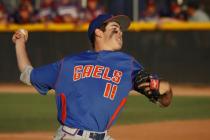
19, 29, 28, 41
159, 81, 170, 95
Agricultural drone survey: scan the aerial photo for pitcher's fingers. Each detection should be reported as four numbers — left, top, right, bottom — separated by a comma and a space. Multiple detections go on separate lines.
12, 32, 24, 43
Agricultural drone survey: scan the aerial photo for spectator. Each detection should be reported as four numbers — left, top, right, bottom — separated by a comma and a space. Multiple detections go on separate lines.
10, 2, 35, 24
186, 0, 210, 22
37, 0, 57, 23
169, 2, 187, 21
80, 0, 104, 23
0, 3, 8, 24
55, 0, 80, 23
19, 0, 35, 15
140, 0, 159, 22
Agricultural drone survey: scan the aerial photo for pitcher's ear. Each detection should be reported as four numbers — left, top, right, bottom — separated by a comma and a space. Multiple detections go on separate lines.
95, 28, 103, 38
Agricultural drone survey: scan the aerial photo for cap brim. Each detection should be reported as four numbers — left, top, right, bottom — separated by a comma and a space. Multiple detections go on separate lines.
104, 15, 131, 31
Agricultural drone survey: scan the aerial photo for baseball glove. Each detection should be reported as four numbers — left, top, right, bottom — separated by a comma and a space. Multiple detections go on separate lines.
134, 70, 160, 103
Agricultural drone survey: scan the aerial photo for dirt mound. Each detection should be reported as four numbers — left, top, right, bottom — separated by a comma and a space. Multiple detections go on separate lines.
110, 119, 210, 140
0, 119, 210, 140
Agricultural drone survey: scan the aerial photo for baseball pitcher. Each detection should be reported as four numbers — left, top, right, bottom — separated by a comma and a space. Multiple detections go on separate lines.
12, 14, 173, 140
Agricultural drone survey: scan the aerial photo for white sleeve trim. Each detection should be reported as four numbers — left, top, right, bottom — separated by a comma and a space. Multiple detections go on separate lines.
20, 65, 33, 85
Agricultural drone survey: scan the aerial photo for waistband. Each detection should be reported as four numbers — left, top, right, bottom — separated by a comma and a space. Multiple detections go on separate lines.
62, 125, 107, 140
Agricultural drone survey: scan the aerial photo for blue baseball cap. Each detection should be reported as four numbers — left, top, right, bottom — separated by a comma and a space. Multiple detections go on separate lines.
88, 14, 131, 43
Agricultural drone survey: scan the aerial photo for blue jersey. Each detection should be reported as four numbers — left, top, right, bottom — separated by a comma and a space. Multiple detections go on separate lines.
30, 50, 143, 132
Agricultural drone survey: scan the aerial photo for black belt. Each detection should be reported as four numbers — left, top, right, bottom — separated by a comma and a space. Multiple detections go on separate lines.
77, 129, 105, 140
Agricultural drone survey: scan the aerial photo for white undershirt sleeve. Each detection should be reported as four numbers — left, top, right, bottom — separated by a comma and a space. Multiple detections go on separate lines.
20, 65, 33, 85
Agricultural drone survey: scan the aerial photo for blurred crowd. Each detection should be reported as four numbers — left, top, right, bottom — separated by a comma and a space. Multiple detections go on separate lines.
0, 0, 105, 24
0, 0, 209, 25
139, 0, 210, 22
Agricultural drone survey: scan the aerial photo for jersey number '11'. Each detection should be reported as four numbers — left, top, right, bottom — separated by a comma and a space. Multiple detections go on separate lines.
103, 83, 118, 100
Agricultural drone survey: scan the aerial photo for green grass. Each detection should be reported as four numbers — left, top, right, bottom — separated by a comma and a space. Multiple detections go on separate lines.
117, 96, 210, 125
0, 93, 58, 132
0, 93, 210, 132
